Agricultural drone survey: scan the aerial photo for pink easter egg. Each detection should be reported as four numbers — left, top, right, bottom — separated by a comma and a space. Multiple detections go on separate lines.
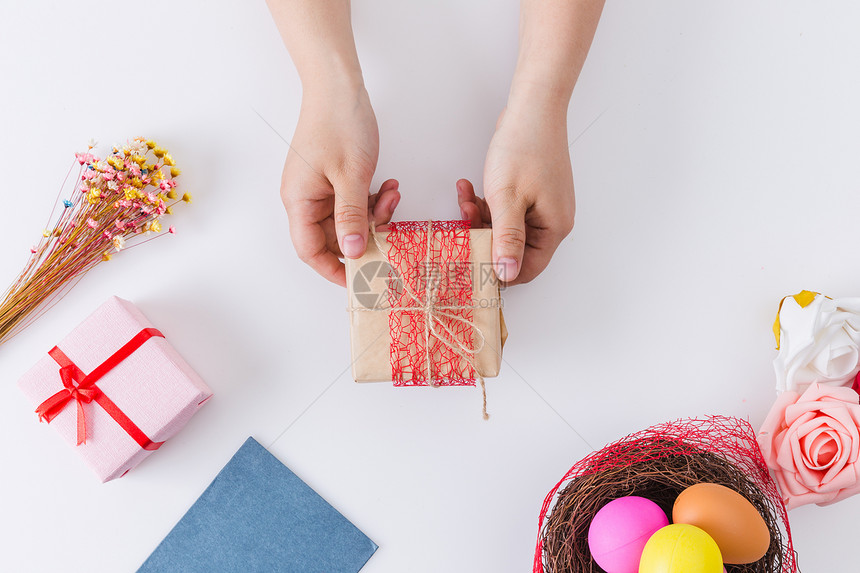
588, 496, 670, 573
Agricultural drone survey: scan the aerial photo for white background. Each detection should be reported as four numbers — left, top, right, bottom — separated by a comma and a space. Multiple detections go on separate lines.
0, 1, 857, 571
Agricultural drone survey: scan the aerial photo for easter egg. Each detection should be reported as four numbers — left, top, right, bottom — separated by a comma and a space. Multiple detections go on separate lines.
587, 496, 669, 573
638, 524, 722, 573
672, 483, 770, 564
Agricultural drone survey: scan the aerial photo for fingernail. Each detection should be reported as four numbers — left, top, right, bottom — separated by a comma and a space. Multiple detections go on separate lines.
342, 234, 365, 258
497, 257, 518, 281
460, 208, 467, 220
390, 196, 400, 211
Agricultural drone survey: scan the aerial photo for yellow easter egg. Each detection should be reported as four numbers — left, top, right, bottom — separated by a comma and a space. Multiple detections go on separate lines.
639, 524, 722, 573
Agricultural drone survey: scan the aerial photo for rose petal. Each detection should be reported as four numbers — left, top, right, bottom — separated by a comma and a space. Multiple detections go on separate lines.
816, 462, 859, 493
774, 297, 860, 392
774, 466, 810, 498
778, 469, 836, 510
802, 427, 840, 469
818, 464, 860, 506
783, 404, 818, 427
759, 391, 800, 465
788, 430, 827, 486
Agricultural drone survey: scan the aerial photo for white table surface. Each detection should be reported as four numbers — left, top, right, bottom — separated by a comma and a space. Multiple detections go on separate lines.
1, 1, 857, 571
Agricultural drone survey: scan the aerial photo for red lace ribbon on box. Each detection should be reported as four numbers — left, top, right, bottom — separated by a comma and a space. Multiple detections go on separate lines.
34, 328, 165, 451
385, 220, 475, 386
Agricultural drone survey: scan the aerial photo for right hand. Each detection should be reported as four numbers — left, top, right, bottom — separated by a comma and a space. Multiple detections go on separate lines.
280, 82, 400, 286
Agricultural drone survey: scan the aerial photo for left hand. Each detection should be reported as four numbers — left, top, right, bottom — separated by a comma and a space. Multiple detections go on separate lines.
457, 96, 575, 285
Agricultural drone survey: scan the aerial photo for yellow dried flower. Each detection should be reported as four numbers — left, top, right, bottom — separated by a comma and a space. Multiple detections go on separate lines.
102, 252, 112, 261
132, 155, 147, 166
181, 193, 192, 204
107, 156, 123, 170
152, 147, 166, 158
53, 228, 62, 237
145, 140, 156, 149
163, 154, 175, 166
167, 190, 177, 200
131, 177, 144, 189
124, 187, 139, 200
42, 229, 51, 238
150, 220, 162, 233
157, 193, 167, 202
165, 206, 173, 215
170, 167, 181, 178
88, 189, 101, 204
151, 169, 163, 181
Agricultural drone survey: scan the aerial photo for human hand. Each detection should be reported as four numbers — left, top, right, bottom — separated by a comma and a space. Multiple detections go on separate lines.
280, 83, 400, 286
457, 98, 575, 285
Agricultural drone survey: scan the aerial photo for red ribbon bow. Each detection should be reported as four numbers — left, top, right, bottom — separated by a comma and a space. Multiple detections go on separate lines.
34, 328, 166, 450
36, 365, 100, 445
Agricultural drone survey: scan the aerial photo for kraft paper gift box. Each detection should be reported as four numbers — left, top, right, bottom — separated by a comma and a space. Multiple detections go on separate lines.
138, 438, 378, 573
18, 296, 212, 482
345, 221, 506, 386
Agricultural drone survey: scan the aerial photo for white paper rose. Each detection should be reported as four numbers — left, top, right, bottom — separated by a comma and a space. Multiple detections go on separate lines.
774, 291, 860, 393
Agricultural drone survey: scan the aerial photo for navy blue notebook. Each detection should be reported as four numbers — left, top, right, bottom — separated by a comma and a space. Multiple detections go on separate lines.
138, 438, 377, 573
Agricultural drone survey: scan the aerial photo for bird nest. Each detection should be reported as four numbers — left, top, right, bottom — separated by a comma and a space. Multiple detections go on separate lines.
534, 417, 798, 573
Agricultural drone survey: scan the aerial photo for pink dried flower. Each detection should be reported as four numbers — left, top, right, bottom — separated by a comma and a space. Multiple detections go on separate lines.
75, 152, 94, 165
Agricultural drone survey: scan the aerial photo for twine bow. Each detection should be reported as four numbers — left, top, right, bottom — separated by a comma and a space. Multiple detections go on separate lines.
353, 220, 490, 419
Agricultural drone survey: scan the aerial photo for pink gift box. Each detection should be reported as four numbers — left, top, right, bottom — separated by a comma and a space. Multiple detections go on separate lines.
18, 296, 212, 482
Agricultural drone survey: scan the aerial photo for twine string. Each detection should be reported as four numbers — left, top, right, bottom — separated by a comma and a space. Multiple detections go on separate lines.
349, 220, 489, 419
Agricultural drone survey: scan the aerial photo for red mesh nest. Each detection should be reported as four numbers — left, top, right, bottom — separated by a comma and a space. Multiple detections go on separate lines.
534, 416, 798, 573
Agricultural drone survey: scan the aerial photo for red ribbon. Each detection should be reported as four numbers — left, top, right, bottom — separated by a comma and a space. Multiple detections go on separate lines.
35, 328, 165, 451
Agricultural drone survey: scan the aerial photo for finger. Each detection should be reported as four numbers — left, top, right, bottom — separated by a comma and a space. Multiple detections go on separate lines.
457, 179, 493, 228
288, 215, 347, 286
281, 162, 348, 284
509, 196, 574, 285
477, 194, 493, 226
367, 178, 399, 211
506, 232, 557, 286
320, 216, 341, 256
456, 178, 477, 205
460, 202, 484, 228
485, 191, 527, 283
306, 248, 347, 286
370, 179, 400, 226
332, 170, 373, 259
456, 179, 487, 227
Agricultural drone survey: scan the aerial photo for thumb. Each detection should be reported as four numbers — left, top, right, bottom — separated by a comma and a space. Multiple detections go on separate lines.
487, 195, 527, 282
333, 175, 372, 259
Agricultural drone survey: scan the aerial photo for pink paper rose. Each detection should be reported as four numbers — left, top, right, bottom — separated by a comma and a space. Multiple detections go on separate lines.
758, 383, 860, 509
